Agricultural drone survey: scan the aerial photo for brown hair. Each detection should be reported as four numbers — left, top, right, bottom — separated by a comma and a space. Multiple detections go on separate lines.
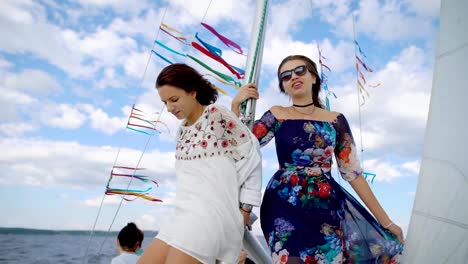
156, 63, 218, 105
277, 55, 324, 109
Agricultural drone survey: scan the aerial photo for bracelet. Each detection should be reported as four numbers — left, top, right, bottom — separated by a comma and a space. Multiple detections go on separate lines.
239, 203, 253, 213
383, 222, 394, 229
240, 207, 251, 213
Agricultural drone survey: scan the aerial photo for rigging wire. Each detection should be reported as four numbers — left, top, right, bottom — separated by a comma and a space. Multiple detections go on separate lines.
82, 5, 170, 264
352, 12, 366, 175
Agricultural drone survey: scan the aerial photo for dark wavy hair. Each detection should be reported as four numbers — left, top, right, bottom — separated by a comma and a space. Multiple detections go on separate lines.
156, 63, 218, 105
117, 222, 144, 252
277, 55, 324, 109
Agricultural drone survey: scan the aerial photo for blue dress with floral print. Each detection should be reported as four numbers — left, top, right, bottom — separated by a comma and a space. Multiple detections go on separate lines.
252, 110, 403, 264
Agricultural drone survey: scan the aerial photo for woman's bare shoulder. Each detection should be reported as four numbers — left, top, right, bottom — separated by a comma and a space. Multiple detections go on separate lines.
324, 110, 342, 122
270, 106, 290, 119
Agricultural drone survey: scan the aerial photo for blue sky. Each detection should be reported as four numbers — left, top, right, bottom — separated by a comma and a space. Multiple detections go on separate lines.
0, 0, 440, 236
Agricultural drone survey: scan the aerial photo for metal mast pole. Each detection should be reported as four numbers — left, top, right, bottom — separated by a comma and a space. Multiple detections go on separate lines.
239, 0, 269, 129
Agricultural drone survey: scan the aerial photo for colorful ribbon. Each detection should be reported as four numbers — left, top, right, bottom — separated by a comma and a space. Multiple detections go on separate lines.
201, 22, 244, 55
105, 166, 162, 202
126, 105, 168, 135
354, 40, 367, 58
356, 56, 373, 72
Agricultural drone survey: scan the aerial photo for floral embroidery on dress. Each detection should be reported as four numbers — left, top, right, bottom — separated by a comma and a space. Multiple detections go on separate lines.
175, 105, 249, 160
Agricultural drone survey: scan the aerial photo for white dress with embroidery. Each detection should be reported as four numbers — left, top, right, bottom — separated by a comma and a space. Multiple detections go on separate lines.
156, 104, 262, 264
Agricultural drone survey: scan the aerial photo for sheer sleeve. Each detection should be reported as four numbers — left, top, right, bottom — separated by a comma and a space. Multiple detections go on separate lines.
208, 105, 263, 206
333, 114, 363, 181
252, 110, 279, 148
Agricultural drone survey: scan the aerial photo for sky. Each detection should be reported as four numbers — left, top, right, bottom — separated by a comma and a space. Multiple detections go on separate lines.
0, 0, 441, 240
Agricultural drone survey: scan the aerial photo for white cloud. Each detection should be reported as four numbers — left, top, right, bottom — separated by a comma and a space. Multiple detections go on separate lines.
123, 49, 158, 79
0, 56, 12, 69
157, 191, 176, 206
93, 66, 140, 90
358, 158, 421, 183
0, 90, 36, 122
0, 83, 38, 122
312, 0, 352, 25
139, 213, 157, 227
363, 159, 404, 182
303, 0, 438, 42
39, 103, 87, 129
402, 160, 420, 174
0, 0, 36, 24
81, 195, 125, 207
0, 138, 176, 188
164, 0, 254, 31
353, 0, 436, 41
262, 38, 319, 73
4, 69, 61, 94
0, 1, 159, 80
1, 90, 36, 106
405, 0, 441, 18
79, 29, 138, 66
77, 0, 151, 15
108, 9, 163, 41
95, 67, 120, 89
80, 104, 128, 135
268, 0, 317, 38
135, 205, 176, 232
0, 1, 95, 78
0, 122, 37, 137
317, 39, 355, 73
0, 68, 62, 122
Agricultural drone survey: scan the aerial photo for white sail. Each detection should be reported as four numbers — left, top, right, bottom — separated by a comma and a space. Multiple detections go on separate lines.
403, 0, 468, 262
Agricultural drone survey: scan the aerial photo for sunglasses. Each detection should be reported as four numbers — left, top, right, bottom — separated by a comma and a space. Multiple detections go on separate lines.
279, 65, 309, 82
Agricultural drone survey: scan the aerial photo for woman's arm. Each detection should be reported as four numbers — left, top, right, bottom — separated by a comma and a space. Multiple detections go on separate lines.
349, 176, 391, 225
349, 176, 404, 243
333, 114, 404, 243
211, 105, 263, 207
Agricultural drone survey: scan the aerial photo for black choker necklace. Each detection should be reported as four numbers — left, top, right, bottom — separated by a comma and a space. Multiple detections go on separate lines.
293, 102, 314, 108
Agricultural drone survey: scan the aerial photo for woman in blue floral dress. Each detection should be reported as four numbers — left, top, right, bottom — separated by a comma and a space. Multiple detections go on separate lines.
232, 55, 404, 263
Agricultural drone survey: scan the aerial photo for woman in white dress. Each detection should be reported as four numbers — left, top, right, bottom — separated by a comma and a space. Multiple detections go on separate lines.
138, 63, 262, 264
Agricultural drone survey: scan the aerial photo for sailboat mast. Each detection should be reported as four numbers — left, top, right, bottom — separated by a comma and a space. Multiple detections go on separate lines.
239, 1, 272, 263
239, 0, 269, 129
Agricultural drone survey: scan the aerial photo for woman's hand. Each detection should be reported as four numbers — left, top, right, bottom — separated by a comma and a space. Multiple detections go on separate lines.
386, 223, 405, 244
231, 83, 259, 116
238, 249, 247, 264
239, 209, 251, 230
